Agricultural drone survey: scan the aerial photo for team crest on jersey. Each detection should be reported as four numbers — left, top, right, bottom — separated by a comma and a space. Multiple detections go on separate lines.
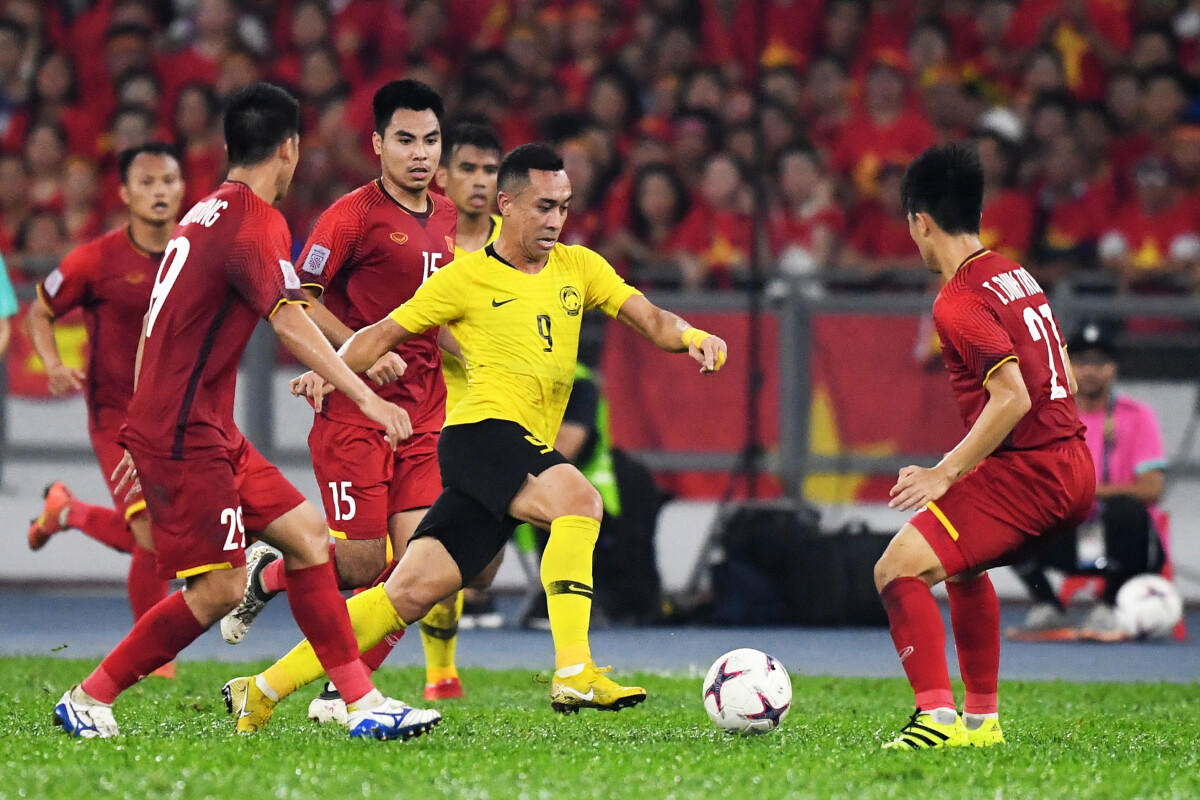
560, 286, 582, 316
125, 272, 146, 285
390, 232, 409, 246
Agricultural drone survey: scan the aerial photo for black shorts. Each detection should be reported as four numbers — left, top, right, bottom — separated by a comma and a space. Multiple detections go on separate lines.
411, 420, 568, 583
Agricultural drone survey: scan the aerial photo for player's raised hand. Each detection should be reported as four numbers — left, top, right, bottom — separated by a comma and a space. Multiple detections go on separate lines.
360, 394, 412, 447
688, 334, 728, 374
111, 450, 142, 503
47, 364, 85, 396
290, 370, 335, 412
888, 464, 953, 511
366, 352, 407, 386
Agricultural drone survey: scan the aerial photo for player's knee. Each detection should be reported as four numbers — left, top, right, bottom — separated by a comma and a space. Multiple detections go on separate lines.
873, 556, 894, 594
333, 539, 387, 588
561, 481, 603, 521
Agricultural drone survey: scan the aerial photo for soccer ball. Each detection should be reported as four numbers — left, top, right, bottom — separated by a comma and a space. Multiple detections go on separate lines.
701, 648, 792, 734
1115, 574, 1183, 639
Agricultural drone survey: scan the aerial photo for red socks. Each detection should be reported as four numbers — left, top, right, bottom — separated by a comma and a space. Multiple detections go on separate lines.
947, 574, 1001, 715
284, 560, 374, 705
67, 501, 134, 554
81, 591, 206, 704
127, 546, 168, 622
880, 576, 954, 712
261, 543, 355, 594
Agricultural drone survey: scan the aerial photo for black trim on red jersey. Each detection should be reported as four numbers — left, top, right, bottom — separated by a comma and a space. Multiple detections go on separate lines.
124, 225, 165, 260
485, 243, 516, 270
375, 179, 433, 227
172, 291, 237, 459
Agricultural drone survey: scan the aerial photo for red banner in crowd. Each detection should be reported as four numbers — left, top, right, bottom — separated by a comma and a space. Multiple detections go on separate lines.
7, 302, 88, 398
602, 311, 964, 501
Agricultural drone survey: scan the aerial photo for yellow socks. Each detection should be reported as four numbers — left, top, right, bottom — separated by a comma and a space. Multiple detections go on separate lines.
420, 590, 463, 684
541, 515, 600, 671
259, 585, 406, 700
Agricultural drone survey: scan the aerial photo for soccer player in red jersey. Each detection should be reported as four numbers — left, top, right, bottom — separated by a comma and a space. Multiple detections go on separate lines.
219, 80, 465, 720
875, 144, 1096, 750
52, 83, 440, 742
26, 144, 181, 640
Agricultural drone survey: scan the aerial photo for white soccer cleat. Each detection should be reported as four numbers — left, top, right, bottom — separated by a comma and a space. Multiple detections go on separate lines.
346, 697, 442, 740
53, 685, 119, 739
220, 545, 280, 644
307, 682, 348, 725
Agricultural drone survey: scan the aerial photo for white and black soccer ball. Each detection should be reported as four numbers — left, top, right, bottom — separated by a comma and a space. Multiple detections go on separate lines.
701, 648, 792, 734
1115, 574, 1183, 639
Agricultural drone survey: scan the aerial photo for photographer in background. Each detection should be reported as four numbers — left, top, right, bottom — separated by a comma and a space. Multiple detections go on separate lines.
1009, 323, 1167, 642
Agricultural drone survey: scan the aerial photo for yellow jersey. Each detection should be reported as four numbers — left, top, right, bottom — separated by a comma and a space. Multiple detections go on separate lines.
442, 214, 502, 411
390, 241, 641, 445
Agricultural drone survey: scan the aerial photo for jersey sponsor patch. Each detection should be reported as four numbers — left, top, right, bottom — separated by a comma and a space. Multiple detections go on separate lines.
302, 244, 330, 275
280, 260, 301, 290
44, 268, 64, 298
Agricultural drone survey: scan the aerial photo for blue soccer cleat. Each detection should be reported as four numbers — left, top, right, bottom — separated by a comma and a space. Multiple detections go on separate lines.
54, 685, 119, 739
346, 697, 442, 740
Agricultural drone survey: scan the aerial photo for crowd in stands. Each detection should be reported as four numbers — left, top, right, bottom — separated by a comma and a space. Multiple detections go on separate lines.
1, 0, 1199, 293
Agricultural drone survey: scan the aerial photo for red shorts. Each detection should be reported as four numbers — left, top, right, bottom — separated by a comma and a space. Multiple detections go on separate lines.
90, 426, 146, 521
911, 439, 1096, 577
308, 415, 441, 540
132, 437, 307, 580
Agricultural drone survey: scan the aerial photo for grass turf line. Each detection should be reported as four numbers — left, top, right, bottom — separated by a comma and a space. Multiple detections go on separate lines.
3, 656, 1198, 800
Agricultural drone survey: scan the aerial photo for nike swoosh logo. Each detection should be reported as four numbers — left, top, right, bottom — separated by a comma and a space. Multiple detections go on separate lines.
559, 686, 594, 701
491, 298, 516, 307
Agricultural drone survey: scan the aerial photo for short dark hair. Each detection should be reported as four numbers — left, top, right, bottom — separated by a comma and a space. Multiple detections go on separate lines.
0, 17, 27, 46
105, 22, 152, 43
110, 103, 156, 131
372, 79, 444, 136
900, 143, 984, 235
223, 82, 300, 167
497, 143, 565, 193
118, 142, 180, 183
442, 120, 502, 164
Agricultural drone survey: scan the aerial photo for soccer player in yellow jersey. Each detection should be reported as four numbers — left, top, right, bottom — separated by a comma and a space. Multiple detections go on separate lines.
235, 143, 727, 723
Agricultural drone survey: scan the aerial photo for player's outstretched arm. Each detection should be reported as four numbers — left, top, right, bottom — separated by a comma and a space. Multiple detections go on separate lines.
889, 359, 1031, 510
26, 299, 84, 395
339, 315, 417, 372
615, 294, 728, 373
272, 303, 412, 445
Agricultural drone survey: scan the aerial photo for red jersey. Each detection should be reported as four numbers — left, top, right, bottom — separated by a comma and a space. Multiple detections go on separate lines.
933, 249, 1085, 451
297, 181, 457, 434
37, 226, 160, 431
123, 182, 309, 458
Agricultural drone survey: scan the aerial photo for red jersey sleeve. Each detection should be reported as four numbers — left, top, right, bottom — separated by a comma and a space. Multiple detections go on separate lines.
296, 196, 364, 295
227, 211, 309, 319
38, 244, 95, 318
934, 291, 1018, 383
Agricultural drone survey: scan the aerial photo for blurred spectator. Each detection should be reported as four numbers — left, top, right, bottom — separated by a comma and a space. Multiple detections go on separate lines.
0, 18, 29, 109
24, 120, 67, 209
1111, 68, 1190, 184
1129, 22, 1180, 72
1168, 123, 1200, 194
115, 67, 162, 118
975, 129, 1034, 262
173, 82, 225, 212
604, 161, 693, 283
213, 46, 262, 102
1098, 155, 1200, 292
906, 17, 953, 79
840, 160, 926, 284
675, 152, 755, 289
769, 142, 844, 278
13, 209, 67, 278
0, 247, 16, 360
802, 54, 852, 151
1004, 0, 1131, 102
819, 0, 866, 66
28, 50, 99, 158
61, 156, 104, 244
1030, 132, 1116, 288
830, 51, 936, 199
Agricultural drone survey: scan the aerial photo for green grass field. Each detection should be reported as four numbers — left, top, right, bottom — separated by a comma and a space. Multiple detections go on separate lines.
3, 656, 1198, 800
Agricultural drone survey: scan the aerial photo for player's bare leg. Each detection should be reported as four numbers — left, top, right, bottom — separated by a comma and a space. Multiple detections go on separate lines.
875, 525, 968, 749
509, 463, 646, 713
